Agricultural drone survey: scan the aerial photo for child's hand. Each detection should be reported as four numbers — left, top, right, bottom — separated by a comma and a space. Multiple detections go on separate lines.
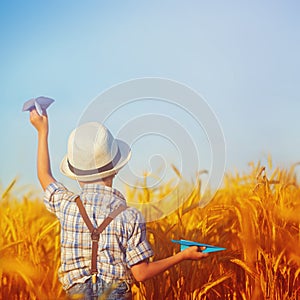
30, 109, 48, 134
182, 246, 209, 260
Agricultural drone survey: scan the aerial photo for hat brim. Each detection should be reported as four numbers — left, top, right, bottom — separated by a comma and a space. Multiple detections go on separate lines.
60, 139, 131, 182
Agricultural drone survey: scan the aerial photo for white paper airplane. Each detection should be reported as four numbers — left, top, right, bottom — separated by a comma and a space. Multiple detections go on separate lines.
22, 96, 55, 115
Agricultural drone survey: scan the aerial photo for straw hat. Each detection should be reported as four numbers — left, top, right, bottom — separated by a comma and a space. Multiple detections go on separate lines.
60, 122, 131, 181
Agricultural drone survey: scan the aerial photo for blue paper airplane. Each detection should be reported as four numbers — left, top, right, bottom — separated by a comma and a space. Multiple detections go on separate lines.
171, 239, 226, 253
22, 96, 55, 116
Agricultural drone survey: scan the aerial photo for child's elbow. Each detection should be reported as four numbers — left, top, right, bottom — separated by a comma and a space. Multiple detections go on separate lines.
132, 273, 147, 283
131, 261, 149, 282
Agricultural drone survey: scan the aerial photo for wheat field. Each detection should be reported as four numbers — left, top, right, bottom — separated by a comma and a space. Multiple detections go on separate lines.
1, 160, 300, 300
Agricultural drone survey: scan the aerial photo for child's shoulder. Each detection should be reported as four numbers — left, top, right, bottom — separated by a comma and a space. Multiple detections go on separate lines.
121, 205, 146, 223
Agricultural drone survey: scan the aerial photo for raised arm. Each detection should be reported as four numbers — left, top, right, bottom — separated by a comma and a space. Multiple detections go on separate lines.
30, 109, 56, 190
131, 246, 208, 282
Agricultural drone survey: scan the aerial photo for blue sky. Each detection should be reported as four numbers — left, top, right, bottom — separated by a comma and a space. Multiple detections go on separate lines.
1, 0, 299, 195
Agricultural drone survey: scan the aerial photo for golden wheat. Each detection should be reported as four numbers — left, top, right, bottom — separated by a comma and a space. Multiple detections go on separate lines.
1, 160, 300, 299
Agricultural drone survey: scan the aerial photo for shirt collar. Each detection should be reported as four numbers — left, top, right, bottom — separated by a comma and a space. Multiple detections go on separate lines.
80, 184, 126, 202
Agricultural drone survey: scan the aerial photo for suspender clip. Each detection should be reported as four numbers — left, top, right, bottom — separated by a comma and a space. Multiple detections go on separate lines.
92, 273, 97, 284
91, 229, 100, 242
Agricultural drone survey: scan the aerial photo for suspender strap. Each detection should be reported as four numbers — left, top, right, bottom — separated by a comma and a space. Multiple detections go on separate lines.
75, 196, 127, 275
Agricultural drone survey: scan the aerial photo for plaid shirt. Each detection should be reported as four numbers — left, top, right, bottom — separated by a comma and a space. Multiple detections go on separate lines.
44, 182, 153, 290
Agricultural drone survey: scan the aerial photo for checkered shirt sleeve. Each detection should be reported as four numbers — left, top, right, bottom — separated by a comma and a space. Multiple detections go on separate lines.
125, 210, 153, 267
43, 181, 78, 218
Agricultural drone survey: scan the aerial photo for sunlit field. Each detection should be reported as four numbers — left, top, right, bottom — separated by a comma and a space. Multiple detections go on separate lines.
1, 160, 300, 300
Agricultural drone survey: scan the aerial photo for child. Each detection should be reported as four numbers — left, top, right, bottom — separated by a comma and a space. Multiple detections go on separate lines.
29, 108, 208, 299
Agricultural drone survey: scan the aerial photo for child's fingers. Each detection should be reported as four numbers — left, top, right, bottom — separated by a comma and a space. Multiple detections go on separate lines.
30, 108, 38, 117
30, 109, 39, 122
198, 246, 206, 252
29, 109, 47, 131
193, 247, 208, 259
184, 246, 209, 259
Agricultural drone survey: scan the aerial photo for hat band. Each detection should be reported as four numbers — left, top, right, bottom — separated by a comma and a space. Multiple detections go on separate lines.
67, 148, 121, 176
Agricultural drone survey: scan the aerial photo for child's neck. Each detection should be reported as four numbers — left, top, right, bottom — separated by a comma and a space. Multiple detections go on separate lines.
79, 175, 114, 188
